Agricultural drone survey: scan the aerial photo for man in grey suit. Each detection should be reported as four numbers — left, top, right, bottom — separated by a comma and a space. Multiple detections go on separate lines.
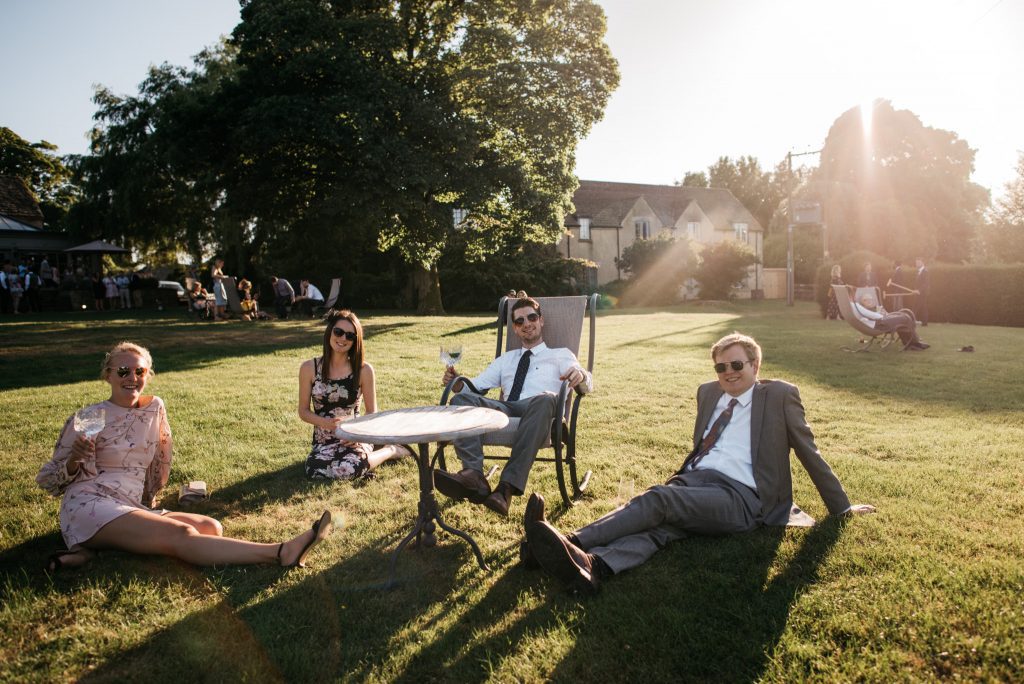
525, 332, 875, 594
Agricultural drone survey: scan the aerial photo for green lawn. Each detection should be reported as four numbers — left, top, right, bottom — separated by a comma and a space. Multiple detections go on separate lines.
1, 302, 1022, 682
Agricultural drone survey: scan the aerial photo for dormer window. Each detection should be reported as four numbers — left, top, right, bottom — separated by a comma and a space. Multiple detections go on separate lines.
634, 219, 650, 240
733, 222, 748, 242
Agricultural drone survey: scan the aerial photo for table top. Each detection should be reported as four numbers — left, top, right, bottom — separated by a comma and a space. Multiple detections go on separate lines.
335, 405, 509, 444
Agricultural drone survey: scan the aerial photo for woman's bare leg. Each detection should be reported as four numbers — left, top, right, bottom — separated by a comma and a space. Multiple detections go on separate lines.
165, 512, 223, 536
366, 444, 412, 470
85, 510, 323, 566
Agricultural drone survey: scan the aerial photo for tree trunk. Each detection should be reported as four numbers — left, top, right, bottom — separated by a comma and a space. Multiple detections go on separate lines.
412, 262, 445, 315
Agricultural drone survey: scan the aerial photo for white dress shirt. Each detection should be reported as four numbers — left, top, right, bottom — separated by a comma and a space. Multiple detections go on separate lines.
305, 284, 324, 301
463, 342, 592, 400
692, 384, 756, 489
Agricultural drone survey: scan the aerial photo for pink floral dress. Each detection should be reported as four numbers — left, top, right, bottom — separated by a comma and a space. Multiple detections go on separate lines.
36, 397, 173, 549
304, 358, 371, 480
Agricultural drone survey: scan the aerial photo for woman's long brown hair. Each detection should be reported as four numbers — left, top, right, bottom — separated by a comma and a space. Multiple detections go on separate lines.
321, 309, 364, 378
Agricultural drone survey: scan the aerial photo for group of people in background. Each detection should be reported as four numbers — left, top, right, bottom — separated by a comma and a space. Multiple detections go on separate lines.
825, 257, 930, 328
1, 258, 155, 315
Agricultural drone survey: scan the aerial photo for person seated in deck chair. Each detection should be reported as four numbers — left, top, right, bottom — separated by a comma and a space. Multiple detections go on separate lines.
435, 295, 593, 518
521, 332, 876, 595
849, 290, 928, 351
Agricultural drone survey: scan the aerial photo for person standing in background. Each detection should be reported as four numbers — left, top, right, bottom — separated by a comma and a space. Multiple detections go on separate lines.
914, 258, 929, 326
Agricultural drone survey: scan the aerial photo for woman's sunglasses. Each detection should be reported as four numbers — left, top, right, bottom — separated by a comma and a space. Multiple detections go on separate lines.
332, 328, 358, 341
713, 360, 752, 374
513, 312, 541, 326
110, 366, 149, 378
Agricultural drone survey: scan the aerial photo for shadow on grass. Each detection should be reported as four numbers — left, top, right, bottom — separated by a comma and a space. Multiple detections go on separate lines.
549, 517, 847, 681
0, 318, 413, 392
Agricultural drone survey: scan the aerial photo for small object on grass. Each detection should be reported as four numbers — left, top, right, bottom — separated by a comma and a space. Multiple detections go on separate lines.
178, 480, 209, 505
957, 345, 974, 352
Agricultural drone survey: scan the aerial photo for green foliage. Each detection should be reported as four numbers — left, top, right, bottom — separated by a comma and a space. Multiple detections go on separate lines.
79, 0, 619, 314
680, 170, 709, 187
975, 153, 1024, 263
694, 240, 760, 300
616, 233, 698, 306
439, 240, 591, 311
813, 99, 988, 263
763, 229, 824, 283
0, 127, 78, 227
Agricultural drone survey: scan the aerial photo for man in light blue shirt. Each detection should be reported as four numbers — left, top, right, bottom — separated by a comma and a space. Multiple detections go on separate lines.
436, 296, 592, 517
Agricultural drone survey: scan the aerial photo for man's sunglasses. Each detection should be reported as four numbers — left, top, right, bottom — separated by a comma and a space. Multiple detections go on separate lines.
714, 360, 753, 374
512, 313, 541, 326
332, 328, 358, 341
110, 366, 149, 378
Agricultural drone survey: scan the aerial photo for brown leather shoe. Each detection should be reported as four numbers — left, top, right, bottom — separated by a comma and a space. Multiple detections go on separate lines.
519, 493, 546, 569
483, 484, 513, 517
528, 520, 600, 595
434, 468, 490, 504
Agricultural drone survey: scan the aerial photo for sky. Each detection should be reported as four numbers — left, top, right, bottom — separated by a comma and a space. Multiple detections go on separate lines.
2, 0, 1022, 198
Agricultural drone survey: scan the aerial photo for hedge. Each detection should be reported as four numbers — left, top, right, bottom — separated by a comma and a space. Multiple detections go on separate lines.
816, 259, 1024, 327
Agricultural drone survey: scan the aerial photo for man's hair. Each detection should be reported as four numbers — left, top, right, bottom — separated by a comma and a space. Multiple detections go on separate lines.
711, 332, 762, 365
510, 296, 542, 318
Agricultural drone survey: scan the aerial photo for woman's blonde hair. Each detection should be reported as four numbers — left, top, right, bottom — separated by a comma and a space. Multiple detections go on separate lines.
101, 341, 154, 379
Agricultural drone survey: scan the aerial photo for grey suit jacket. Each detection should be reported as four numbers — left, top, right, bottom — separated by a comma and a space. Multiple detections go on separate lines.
692, 379, 851, 526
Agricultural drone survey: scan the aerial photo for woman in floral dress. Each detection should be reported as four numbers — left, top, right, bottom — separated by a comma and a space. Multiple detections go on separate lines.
298, 309, 410, 480
37, 342, 333, 572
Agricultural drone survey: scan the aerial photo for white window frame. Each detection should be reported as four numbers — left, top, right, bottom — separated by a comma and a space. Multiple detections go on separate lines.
733, 222, 749, 242
634, 218, 650, 240
687, 221, 700, 240
579, 217, 591, 241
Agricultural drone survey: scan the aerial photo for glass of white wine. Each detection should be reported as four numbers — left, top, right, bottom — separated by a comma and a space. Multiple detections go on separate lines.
439, 344, 463, 368
74, 405, 106, 439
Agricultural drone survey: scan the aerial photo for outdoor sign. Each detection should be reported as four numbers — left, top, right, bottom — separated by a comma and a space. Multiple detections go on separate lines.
793, 200, 822, 224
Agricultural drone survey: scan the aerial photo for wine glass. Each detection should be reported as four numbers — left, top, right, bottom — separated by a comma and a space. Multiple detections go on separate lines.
73, 405, 106, 439
439, 344, 463, 368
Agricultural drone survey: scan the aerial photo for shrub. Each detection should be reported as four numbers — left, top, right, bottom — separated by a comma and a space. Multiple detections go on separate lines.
439, 243, 592, 311
694, 240, 759, 300
616, 233, 698, 307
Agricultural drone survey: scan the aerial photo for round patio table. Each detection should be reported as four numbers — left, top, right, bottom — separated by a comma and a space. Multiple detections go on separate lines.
336, 404, 508, 587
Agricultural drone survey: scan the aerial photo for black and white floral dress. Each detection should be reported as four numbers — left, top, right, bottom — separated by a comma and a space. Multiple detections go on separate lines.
304, 358, 372, 480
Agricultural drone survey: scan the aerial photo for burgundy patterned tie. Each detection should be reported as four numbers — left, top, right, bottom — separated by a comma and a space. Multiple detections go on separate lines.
682, 398, 739, 471
507, 350, 532, 401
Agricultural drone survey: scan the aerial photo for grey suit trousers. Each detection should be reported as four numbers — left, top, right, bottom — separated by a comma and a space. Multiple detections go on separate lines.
450, 392, 557, 494
575, 469, 760, 574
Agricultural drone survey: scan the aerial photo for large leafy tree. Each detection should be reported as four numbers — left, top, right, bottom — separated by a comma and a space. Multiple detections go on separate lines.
0, 127, 77, 226
975, 152, 1024, 263
80, 0, 618, 313
812, 100, 988, 263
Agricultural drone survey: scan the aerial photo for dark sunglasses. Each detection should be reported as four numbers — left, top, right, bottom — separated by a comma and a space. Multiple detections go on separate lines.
332, 328, 357, 341
111, 366, 149, 378
513, 312, 540, 326
714, 360, 752, 374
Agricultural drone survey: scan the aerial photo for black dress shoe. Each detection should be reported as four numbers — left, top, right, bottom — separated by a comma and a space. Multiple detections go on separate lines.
434, 468, 491, 503
529, 521, 600, 595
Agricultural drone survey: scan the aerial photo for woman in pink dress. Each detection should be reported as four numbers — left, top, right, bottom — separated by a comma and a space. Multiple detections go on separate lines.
37, 341, 333, 572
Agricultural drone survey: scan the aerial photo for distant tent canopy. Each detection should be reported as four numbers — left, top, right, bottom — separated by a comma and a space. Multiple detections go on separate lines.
64, 240, 129, 254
